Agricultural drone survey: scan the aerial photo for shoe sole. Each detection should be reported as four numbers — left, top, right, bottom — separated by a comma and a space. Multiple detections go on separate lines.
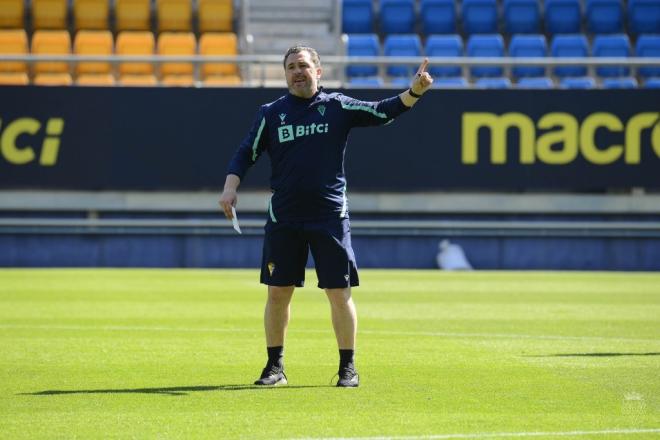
254, 377, 288, 386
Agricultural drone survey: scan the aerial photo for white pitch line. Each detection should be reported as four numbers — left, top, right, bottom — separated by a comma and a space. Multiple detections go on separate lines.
0, 324, 658, 343
288, 428, 660, 440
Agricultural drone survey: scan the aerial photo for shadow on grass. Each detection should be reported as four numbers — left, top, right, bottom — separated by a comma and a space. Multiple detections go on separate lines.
527, 352, 660, 358
20, 384, 330, 396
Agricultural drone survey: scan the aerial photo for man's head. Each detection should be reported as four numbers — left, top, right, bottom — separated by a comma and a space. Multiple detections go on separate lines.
283, 46, 322, 98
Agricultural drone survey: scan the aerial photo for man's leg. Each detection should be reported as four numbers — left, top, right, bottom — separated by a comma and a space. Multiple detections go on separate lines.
326, 287, 359, 387
254, 285, 294, 386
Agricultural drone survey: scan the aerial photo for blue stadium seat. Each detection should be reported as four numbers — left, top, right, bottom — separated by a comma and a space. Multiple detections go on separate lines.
420, 0, 456, 34
551, 34, 589, 77
561, 77, 596, 88
342, 0, 374, 33
433, 77, 470, 88
348, 76, 384, 87
509, 34, 547, 78
383, 34, 422, 77
467, 34, 505, 77
636, 35, 660, 77
461, 0, 499, 35
476, 77, 512, 88
602, 77, 639, 88
644, 77, 660, 88
592, 34, 630, 77
545, 0, 582, 34
517, 77, 555, 88
380, 0, 416, 34
390, 76, 412, 87
586, 0, 624, 34
628, 0, 660, 34
425, 35, 463, 77
503, 0, 541, 34
346, 34, 380, 78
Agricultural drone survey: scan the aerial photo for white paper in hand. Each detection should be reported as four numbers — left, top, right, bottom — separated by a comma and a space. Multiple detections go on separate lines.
231, 206, 242, 234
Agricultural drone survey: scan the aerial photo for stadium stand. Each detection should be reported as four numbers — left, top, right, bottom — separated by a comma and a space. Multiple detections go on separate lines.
0, 0, 25, 28
544, 0, 582, 34
645, 77, 660, 88
31, 0, 68, 30
380, 0, 416, 34
420, 0, 456, 34
342, 0, 373, 34
503, 0, 541, 34
509, 34, 547, 78
425, 34, 463, 77
628, 0, 660, 34
383, 33, 421, 78
466, 34, 505, 77
74, 0, 110, 31
31, 30, 72, 85
432, 76, 469, 87
115, 0, 151, 31
199, 32, 241, 85
592, 34, 631, 77
157, 0, 192, 32
198, 0, 233, 33
0, 29, 28, 85
462, 0, 499, 35
551, 34, 589, 77
348, 76, 384, 87
346, 33, 380, 78
586, 0, 624, 34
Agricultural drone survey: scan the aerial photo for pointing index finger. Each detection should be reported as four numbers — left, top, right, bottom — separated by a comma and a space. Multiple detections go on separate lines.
416, 57, 429, 75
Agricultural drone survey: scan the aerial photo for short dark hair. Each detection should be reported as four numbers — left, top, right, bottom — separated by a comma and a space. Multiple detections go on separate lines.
283, 46, 321, 69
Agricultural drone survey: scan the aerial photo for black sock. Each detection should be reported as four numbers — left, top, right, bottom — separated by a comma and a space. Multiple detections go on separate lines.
267, 346, 284, 369
339, 349, 355, 370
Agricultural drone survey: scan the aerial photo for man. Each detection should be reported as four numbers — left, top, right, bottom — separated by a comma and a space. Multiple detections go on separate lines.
219, 45, 433, 387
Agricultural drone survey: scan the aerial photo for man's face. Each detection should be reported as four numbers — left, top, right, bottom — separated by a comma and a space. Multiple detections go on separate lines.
284, 50, 322, 98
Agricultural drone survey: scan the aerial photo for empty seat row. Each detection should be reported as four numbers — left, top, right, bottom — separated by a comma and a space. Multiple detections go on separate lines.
346, 33, 660, 79
348, 75, 660, 88
0, 29, 240, 86
0, 0, 233, 33
343, 0, 660, 35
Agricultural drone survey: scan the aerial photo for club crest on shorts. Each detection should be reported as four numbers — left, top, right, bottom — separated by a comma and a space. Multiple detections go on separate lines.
344, 274, 349, 282
268, 262, 276, 276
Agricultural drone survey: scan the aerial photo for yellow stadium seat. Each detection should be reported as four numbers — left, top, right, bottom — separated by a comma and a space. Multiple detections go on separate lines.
0, 0, 24, 28
157, 0, 192, 32
198, 0, 233, 33
32, 0, 68, 30
0, 72, 29, 85
31, 30, 71, 75
203, 75, 242, 86
34, 72, 73, 85
116, 31, 154, 75
115, 0, 151, 31
76, 73, 115, 85
158, 32, 195, 78
0, 30, 28, 75
199, 32, 239, 81
74, 30, 113, 75
161, 74, 194, 86
119, 73, 158, 86
74, 0, 110, 30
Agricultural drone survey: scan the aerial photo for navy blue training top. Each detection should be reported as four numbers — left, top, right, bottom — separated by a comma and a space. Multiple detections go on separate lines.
227, 89, 410, 222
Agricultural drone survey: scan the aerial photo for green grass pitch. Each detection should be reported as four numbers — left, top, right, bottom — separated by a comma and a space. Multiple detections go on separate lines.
1, 269, 659, 439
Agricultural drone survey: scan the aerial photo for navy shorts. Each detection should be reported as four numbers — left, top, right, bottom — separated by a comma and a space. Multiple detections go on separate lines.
260, 218, 359, 289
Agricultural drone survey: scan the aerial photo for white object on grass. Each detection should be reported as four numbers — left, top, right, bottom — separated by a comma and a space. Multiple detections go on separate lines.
436, 239, 472, 270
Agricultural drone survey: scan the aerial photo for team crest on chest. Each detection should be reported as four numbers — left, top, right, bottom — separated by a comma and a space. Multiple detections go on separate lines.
279, 113, 286, 125
317, 105, 326, 116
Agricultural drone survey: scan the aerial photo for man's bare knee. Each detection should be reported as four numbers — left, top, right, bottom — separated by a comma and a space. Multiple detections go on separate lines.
268, 286, 295, 306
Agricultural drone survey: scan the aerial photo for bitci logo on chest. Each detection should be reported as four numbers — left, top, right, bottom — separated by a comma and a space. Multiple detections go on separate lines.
278, 122, 329, 143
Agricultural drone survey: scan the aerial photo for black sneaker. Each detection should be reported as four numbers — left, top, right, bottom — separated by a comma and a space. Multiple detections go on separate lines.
336, 366, 359, 387
254, 364, 287, 386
